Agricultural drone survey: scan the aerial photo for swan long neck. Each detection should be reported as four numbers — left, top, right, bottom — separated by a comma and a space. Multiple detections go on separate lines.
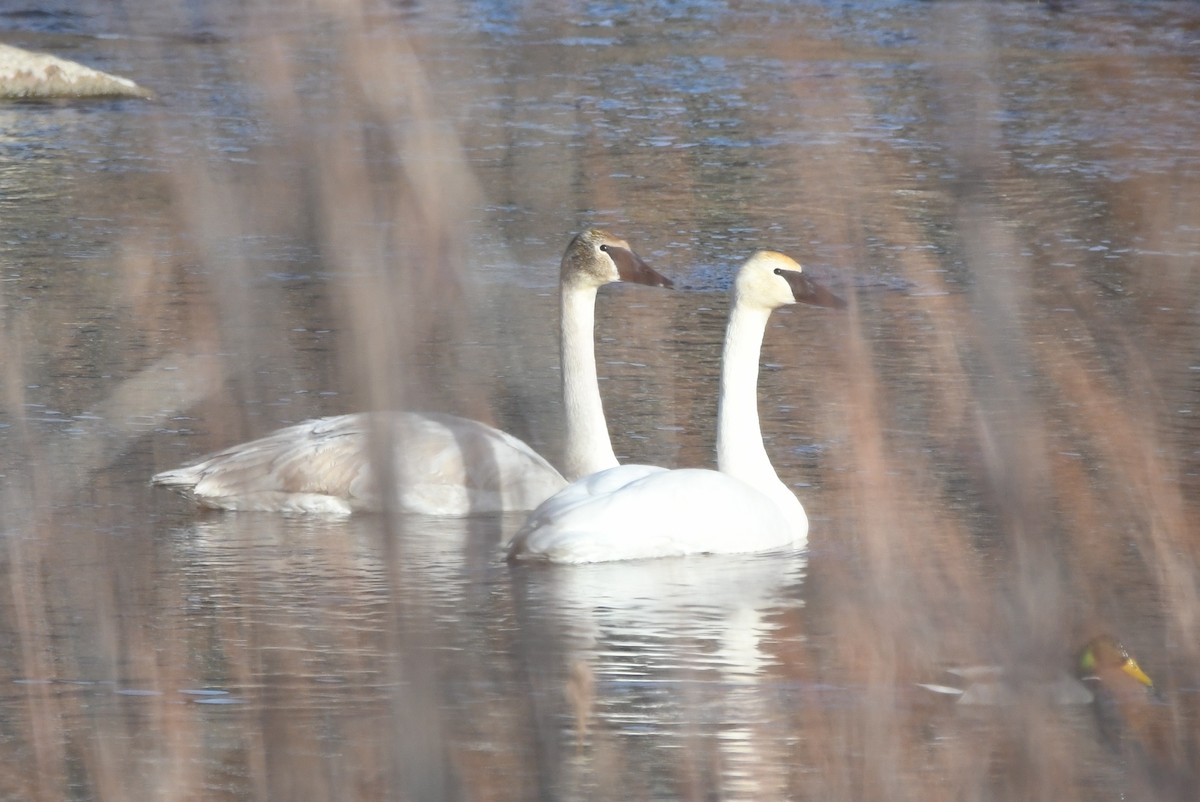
715, 300, 807, 536
560, 281, 618, 480
716, 302, 774, 482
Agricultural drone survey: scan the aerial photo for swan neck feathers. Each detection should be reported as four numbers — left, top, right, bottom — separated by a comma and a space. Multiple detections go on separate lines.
717, 262, 808, 536
560, 281, 617, 480
716, 303, 773, 482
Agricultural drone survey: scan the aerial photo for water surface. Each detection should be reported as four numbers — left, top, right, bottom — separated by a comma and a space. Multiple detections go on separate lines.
1, 1, 1198, 799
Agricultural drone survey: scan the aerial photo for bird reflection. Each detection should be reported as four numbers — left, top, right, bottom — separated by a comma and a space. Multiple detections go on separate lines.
509, 550, 807, 799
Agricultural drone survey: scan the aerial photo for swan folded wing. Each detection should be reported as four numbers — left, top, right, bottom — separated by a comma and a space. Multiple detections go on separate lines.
151, 414, 375, 512
391, 413, 566, 515
513, 464, 668, 535
153, 411, 567, 515
508, 468, 796, 563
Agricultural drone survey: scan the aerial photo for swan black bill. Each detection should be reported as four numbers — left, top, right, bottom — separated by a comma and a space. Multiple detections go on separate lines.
610, 245, 674, 289
778, 269, 847, 309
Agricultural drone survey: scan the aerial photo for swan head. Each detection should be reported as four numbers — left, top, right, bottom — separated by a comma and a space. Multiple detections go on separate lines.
735, 250, 846, 311
562, 228, 674, 290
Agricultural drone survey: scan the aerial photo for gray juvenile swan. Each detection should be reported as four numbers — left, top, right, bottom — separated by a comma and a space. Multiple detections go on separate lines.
152, 230, 672, 515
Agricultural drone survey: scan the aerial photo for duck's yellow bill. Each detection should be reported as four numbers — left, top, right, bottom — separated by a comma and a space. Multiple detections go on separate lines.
1122, 656, 1154, 688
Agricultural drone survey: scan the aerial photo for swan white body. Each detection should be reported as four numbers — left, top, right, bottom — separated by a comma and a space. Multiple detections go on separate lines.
508, 250, 844, 562
152, 230, 672, 516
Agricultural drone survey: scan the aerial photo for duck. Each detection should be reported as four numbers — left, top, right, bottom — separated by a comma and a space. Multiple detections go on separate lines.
1075, 633, 1156, 753
1076, 634, 1156, 721
915, 635, 1154, 708
507, 250, 845, 563
151, 229, 673, 516
1075, 635, 1198, 796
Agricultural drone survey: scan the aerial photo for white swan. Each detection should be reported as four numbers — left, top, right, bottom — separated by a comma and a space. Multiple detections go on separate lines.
507, 250, 844, 562
151, 229, 672, 516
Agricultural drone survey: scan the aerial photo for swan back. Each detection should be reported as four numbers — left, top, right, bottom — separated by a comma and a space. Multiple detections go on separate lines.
152, 412, 567, 516
507, 466, 794, 563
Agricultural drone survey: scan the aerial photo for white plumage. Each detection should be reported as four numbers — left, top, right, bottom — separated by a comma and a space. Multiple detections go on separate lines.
508, 250, 844, 562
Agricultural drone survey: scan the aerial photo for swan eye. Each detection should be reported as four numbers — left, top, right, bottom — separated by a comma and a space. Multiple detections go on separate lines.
599, 244, 610, 253
773, 268, 783, 275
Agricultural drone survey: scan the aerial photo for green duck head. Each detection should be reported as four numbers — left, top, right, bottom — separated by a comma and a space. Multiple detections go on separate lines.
1077, 635, 1154, 690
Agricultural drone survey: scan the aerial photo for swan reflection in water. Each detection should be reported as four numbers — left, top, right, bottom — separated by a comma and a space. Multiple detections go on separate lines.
509, 548, 808, 799
160, 511, 808, 798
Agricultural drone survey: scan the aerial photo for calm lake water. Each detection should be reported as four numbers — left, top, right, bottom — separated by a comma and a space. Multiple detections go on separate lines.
1, 1, 1199, 800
